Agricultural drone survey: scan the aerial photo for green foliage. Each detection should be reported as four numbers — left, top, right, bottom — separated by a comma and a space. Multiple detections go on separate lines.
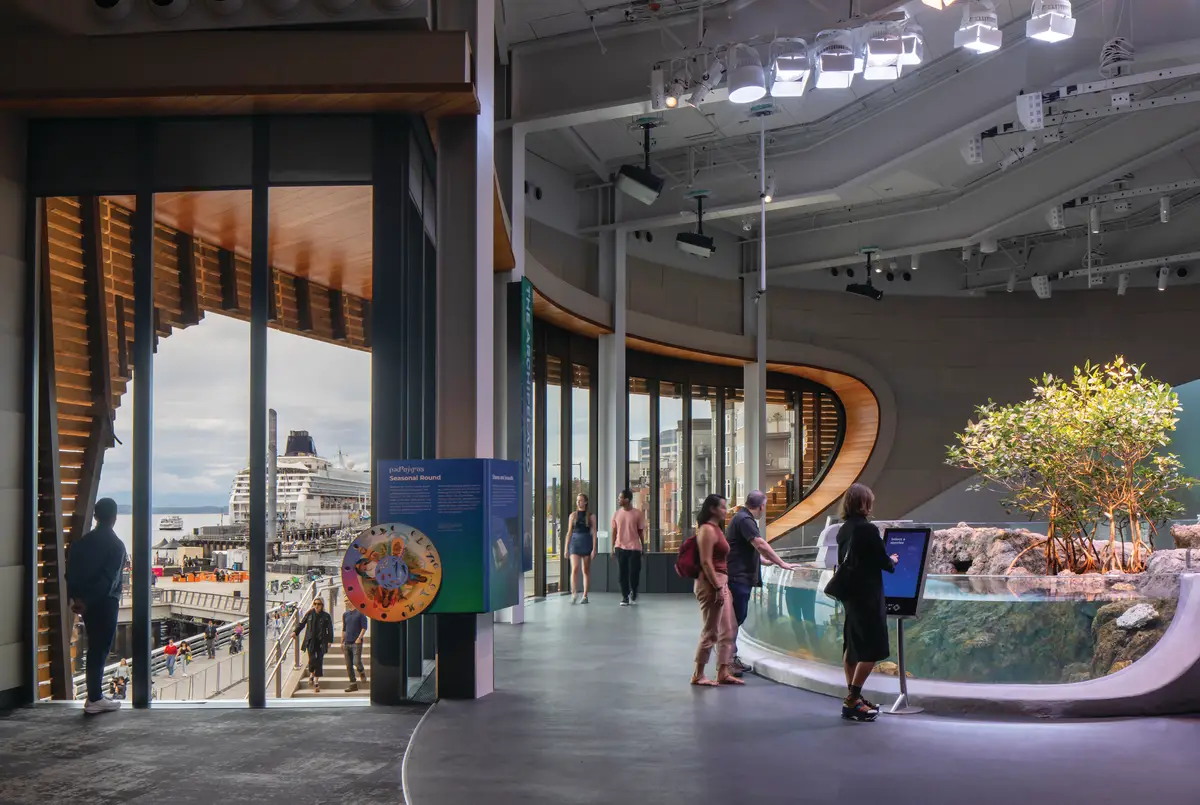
947, 357, 1195, 572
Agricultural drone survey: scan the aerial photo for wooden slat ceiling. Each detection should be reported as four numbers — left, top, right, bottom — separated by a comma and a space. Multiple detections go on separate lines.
111, 184, 517, 299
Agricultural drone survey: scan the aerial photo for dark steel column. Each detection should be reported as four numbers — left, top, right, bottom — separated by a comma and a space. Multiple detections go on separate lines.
23, 193, 41, 705
131, 121, 156, 709
370, 113, 411, 705
248, 117, 269, 708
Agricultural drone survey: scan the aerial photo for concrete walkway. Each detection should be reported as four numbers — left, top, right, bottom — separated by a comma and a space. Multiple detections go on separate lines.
404, 592, 1200, 805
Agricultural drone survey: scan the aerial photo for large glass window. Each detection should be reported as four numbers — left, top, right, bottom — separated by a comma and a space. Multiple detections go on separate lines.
571, 364, 592, 518
765, 390, 797, 517
691, 386, 717, 523
628, 378, 652, 535
658, 382, 685, 552
725, 388, 745, 507
545, 356, 563, 593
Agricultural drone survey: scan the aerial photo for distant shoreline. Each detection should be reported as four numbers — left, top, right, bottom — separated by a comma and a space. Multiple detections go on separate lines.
115, 505, 228, 515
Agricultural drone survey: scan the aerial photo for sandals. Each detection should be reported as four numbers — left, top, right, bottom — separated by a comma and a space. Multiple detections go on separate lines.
690, 674, 718, 687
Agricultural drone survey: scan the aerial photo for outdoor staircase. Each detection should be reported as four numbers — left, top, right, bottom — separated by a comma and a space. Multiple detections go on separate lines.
293, 634, 372, 698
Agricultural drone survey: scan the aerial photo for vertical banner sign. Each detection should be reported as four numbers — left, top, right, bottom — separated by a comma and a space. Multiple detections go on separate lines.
508, 279, 534, 574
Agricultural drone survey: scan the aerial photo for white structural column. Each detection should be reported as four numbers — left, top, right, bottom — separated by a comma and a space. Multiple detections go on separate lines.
434, 0, 496, 699
495, 124, 527, 626
743, 280, 767, 504
597, 191, 627, 550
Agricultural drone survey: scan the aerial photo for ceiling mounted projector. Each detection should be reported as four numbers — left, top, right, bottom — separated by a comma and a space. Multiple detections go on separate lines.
846, 280, 883, 301
616, 120, 664, 206
677, 193, 716, 258
1027, 0, 1075, 43
955, 1, 1002, 53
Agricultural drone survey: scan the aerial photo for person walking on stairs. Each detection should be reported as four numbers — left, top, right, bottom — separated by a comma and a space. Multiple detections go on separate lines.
67, 497, 127, 715
295, 596, 334, 694
342, 601, 369, 692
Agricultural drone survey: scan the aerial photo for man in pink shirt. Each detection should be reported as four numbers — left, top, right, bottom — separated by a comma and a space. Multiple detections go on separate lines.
611, 489, 647, 607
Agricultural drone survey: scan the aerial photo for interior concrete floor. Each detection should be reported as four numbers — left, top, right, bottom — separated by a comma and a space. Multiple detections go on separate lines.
0, 704, 425, 805
405, 592, 1200, 805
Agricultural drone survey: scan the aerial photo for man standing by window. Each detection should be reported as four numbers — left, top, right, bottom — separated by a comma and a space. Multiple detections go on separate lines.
725, 490, 800, 675
67, 498, 127, 714
611, 489, 647, 607
342, 600, 369, 692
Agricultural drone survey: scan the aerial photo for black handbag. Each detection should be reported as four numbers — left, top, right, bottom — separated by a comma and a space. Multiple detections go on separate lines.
823, 529, 856, 602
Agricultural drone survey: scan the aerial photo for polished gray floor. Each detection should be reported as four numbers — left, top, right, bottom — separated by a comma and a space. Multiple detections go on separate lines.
0, 704, 425, 804
406, 592, 1200, 805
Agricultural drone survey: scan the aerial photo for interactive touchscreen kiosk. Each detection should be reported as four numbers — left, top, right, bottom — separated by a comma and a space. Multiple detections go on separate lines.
880, 526, 932, 716
882, 527, 933, 618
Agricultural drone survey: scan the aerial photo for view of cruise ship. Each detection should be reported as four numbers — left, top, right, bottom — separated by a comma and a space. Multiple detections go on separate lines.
158, 515, 184, 531
229, 431, 370, 529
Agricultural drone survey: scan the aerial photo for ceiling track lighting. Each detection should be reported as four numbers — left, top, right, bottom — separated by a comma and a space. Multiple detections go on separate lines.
762, 173, 776, 203
911, 254, 921, 271
727, 44, 767, 104
769, 38, 811, 98
615, 119, 665, 206
1006, 269, 1017, 293
664, 65, 689, 109
863, 21, 905, 81
650, 66, 666, 110
1089, 206, 1102, 235
1160, 196, 1171, 224
955, 1, 1002, 54
1027, 0, 1075, 43
1158, 266, 1170, 291
813, 29, 863, 90
1117, 272, 1129, 296
677, 192, 716, 258
690, 57, 725, 106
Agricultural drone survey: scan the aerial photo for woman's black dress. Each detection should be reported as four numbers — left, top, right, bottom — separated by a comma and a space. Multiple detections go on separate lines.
295, 608, 334, 675
836, 515, 896, 664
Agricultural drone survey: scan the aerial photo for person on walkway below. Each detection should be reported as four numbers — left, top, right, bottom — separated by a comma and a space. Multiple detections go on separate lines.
835, 483, 899, 722
725, 490, 802, 675
342, 601, 369, 692
611, 489, 647, 606
567, 493, 597, 604
178, 640, 192, 677
114, 657, 131, 688
67, 497, 127, 715
203, 620, 217, 659
295, 596, 334, 693
691, 494, 743, 687
164, 639, 179, 677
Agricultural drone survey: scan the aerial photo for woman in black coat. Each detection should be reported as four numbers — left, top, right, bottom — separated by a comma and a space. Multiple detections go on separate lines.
835, 483, 899, 722
294, 596, 335, 693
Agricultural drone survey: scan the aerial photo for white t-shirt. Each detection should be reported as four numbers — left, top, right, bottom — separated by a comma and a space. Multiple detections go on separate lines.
816, 522, 842, 569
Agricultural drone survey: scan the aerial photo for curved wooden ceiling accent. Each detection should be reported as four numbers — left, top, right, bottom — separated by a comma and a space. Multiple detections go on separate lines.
623, 335, 748, 367
765, 362, 880, 542
533, 291, 611, 337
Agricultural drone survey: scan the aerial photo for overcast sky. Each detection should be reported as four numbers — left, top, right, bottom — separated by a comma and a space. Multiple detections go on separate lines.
98, 313, 370, 508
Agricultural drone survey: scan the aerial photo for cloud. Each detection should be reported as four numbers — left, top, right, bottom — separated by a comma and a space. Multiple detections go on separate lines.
98, 313, 370, 507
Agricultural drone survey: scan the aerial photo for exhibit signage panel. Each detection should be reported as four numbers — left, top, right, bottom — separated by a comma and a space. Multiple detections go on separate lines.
882, 527, 933, 618
362, 458, 523, 615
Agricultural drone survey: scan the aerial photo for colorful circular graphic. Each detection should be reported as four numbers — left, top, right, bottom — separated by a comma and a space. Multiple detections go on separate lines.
341, 523, 442, 622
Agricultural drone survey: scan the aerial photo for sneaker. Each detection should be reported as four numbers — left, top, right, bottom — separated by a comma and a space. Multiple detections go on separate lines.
84, 697, 121, 715
841, 698, 878, 722
732, 656, 753, 674
581, 596, 589, 604
346, 683, 360, 692
620, 598, 630, 606
859, 698, 881, 715
630, 593, 638, 605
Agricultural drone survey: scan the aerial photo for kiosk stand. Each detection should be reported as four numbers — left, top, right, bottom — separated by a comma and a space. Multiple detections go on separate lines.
880, 527, 933, 716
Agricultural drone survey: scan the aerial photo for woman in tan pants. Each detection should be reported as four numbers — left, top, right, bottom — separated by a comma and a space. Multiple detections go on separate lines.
691, 494, 744, 687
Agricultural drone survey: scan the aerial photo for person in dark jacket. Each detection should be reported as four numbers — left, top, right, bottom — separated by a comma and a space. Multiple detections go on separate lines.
67, 498, 127, 715
294, 596, 334, 693
835, 483, 899, 722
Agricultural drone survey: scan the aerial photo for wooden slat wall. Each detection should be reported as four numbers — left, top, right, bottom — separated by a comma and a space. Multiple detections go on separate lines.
35, 196, 372, 699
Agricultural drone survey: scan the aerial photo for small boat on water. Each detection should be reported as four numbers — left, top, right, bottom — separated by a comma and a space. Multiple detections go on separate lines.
159, 515, 184, 531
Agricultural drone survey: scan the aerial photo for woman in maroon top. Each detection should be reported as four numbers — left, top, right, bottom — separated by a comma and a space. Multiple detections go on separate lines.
691, 494, 743, 687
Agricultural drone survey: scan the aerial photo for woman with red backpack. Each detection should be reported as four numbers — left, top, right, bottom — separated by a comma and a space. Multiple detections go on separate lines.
689, 494, 743, 687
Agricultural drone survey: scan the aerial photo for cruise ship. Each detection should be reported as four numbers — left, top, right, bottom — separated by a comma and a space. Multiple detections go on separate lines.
228, 431, 370, 529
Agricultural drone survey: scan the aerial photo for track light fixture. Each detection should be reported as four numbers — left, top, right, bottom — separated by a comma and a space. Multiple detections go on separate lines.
922, 0, 959, 8
1117, 272, 1129, 296
769, 38, 811, 98
1089, 206, 1101, 235
1160, 196, 1171, 224
955, 1, 1002, 54
665, 66, 688, 109
728, 44, 767, 104
762, 174, 776, 203
814, 30, 862, 90
1027, 0, 1075, 43
616, 119, 664, 206
650, 66, 665, 110
911, 254, 920, 271
1158, 266, 1169, 291
690, 58, 725, 105
1006, 269, 1017, 293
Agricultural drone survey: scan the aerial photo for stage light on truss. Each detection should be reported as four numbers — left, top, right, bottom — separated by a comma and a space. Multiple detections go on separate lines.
813, 30, 863, 90
650, 66, 666, 110
1027, 0, 1076, 43
1158, 266, 1169, 291
955, 1, 1002, 53
1089, 206, 1101, 235
728, 45, 767, 104
769, 39, 811, 98
1046, 206, 1065, 229
690, 58, 725, 105
864, 22, 904, 81
665, 66, 688, 109
1031, 274, 1051, 299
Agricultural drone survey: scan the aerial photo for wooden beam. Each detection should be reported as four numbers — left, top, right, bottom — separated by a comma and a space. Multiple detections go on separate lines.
71, 196, 115, 545
37, 211, 72, 702
329, 289, 347, 341
268, 268, 278, 323
115, 295, 129, 379
175, 231, 201, 326
361, 299, 372, 349
294, 276, 313, 332
218, 249, 238, 311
